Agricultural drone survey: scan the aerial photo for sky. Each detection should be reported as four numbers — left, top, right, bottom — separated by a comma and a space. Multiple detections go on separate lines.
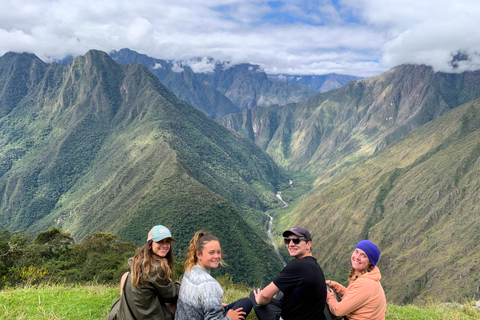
1, 0, 480, 77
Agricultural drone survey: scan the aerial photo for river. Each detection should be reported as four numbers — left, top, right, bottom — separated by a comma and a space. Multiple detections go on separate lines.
264, 191, 289, 266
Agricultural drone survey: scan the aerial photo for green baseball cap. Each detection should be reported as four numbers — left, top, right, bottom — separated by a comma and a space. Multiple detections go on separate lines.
147, 225, 175, 242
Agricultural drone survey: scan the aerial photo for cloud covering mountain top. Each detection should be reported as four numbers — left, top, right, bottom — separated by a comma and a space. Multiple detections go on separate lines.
1, 0, 479, 77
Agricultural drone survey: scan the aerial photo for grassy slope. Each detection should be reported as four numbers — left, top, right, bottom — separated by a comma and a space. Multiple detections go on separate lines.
218, 65, 480, 178
0, 284, 478, 320
272, 98, 480, 304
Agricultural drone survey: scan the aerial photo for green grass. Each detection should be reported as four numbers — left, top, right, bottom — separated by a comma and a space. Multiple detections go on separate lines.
0, 284, 118, 320
1, 284, 478, 320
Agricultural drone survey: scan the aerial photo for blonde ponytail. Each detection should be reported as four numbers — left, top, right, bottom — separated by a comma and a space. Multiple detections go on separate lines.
184, 231, 220, 272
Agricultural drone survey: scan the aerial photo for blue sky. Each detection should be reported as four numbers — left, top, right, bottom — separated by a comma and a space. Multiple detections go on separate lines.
1, 0, 479, 77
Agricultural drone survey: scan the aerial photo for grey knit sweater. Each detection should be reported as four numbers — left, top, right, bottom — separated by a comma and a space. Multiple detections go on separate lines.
175, 265, 225, 320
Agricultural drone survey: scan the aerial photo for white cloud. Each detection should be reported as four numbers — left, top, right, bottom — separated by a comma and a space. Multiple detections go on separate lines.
126, 17, 154, 49
171, 62, 184, 73
183, 57, 216, 74
346, 0, 480, 73
0, 0, 479, 77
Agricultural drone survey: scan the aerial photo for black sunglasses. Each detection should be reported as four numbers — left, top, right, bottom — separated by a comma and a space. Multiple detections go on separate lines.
284, 237, 308, 245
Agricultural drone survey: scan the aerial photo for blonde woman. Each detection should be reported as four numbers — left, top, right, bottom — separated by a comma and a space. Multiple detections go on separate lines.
175, 231, 252, 320
108, 225, 180, 320
326, 240, 386, 320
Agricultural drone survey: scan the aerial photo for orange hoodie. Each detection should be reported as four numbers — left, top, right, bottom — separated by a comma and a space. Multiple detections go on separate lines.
326, 266, 386, 320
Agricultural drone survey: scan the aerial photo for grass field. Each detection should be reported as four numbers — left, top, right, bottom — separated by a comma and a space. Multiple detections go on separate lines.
0, 284, 479, 319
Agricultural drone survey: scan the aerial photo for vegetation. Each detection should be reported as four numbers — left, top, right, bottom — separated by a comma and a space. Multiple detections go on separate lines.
0, 227, 136, 289
0, 283, 478, 320
0, 50, 286, 286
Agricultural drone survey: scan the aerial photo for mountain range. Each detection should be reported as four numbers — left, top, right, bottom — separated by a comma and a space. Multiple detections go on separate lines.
268, 73, 362, 93
1, 48, 480, 303
0, 50, 286, 284
219, 65, 480, 177
109, 48, 321, 118
218, 64, 480, 303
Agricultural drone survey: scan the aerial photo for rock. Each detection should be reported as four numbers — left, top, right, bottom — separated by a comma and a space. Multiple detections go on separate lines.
476, 300, 480, 309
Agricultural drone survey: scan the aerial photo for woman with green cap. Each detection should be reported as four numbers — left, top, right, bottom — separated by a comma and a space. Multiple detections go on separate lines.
108, 225, 180, 320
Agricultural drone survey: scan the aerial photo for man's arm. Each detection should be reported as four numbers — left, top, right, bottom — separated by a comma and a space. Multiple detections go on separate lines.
253, 282, 280, 305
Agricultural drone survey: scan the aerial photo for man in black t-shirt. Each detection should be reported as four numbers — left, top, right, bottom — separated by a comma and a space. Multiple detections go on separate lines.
251, 226, 327, 320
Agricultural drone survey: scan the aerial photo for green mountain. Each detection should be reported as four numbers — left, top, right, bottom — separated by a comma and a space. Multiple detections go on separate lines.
109, 49, 320, 118
268, 73, 363, 93
219, 65, 480, 178
0, 50, 286, 284
197, 62, 320, 110
275, 97, 480, 304
109, 48, 241, 119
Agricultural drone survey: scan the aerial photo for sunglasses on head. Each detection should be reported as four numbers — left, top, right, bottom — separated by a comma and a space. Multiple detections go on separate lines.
284, 237, 308, 245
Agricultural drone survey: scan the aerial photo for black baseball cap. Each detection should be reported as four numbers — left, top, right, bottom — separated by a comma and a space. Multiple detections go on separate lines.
283, 226, 312, 241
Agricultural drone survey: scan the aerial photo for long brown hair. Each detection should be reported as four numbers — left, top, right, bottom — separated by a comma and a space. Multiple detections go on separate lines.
347, 264, 374, 282
184, 231, 222, 272
130, 239, 174, 289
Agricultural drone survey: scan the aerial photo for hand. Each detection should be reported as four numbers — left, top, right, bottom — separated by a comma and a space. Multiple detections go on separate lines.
226, 307, 246, 320
326, 287, 335, 302
253, 288, 262, 305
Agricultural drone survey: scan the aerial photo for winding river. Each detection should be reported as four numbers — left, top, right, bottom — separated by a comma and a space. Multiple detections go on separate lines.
264, 191, 289, 266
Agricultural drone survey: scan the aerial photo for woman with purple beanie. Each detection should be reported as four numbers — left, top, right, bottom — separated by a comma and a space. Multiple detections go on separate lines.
325, 240, 386, 320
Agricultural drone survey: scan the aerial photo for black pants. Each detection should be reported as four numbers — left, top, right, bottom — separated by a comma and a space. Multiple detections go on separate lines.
224, 297, 253, 318
249, 290, 283, 320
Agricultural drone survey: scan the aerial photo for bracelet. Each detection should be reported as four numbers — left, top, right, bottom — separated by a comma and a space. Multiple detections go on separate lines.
225, 316, 231, 320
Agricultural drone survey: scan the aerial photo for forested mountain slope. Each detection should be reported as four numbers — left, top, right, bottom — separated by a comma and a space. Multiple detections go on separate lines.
0, 50, 286, 284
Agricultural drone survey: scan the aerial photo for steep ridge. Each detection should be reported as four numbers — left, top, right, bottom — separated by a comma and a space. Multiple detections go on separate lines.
110, 49, 319, 116
0, 50, 285, 284
197, 62, 319, 111
218, 65, 480, 177
109, 48, 241, 119
276, 97, 480, 304
268, 73, 362, 93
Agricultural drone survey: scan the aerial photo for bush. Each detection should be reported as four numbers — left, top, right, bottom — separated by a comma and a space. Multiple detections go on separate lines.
0, 227, 136, 288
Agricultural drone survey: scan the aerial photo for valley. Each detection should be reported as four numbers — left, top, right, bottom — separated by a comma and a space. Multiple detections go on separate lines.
1, 49, 480, 304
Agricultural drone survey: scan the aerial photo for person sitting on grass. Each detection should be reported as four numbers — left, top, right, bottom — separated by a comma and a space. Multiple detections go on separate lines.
251, 226, 327, 320
108, 225, 180, 320
175, 230, 252, 320
326, 240, 386, 320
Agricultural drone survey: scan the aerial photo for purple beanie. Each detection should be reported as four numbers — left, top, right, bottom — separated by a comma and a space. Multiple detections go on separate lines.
355, 240, 380, 267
